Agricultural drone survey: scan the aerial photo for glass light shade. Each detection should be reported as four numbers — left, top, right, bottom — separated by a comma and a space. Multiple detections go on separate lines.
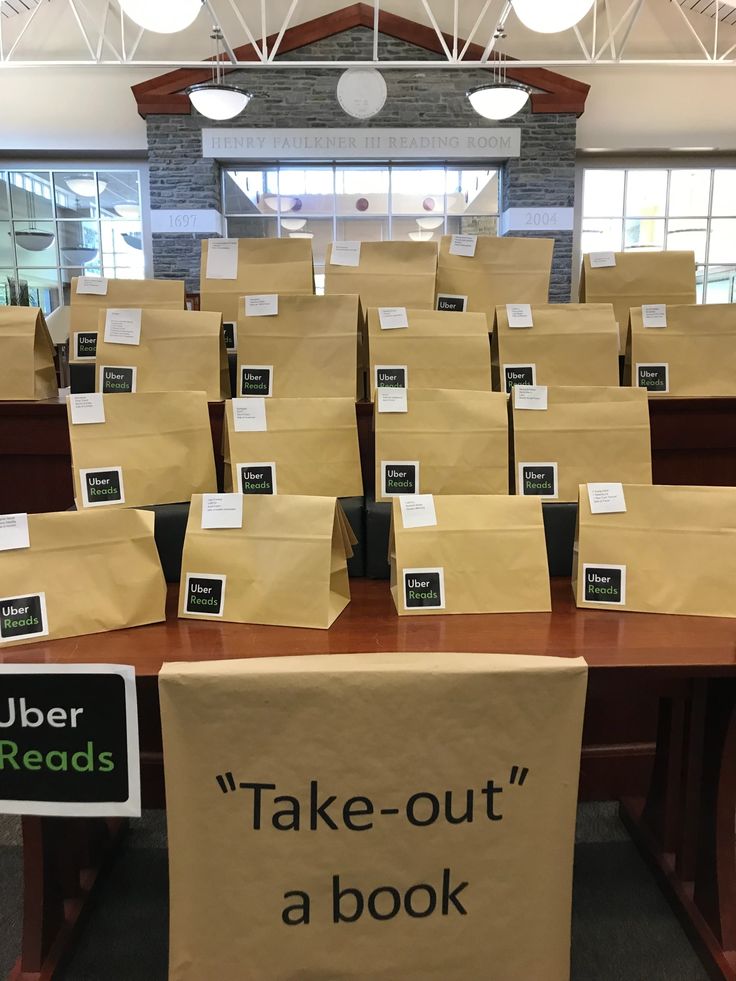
281, 218, 307, 231
289, 232, 314, 239
118, 0, 201, 34
467, 84, 530, 120
66, 178, 106, 197
187, 84, 252, 121
512, 0, 595, 33
416, 217, 444, 230
263, 195, 297, 213
122, 233, 143, 250
61, 247, 98, 264
409, 231, 433, 242
15, 230, 55, 252
114, 203, 140, 219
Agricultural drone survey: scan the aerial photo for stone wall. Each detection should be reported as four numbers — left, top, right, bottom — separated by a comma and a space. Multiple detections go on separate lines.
146, 26, 578, 299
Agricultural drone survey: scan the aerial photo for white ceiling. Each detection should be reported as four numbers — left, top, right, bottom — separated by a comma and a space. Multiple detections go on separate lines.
2, 0, 736, 67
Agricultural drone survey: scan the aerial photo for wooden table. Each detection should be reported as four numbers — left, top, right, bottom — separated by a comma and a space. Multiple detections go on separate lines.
3, 579, 735, 981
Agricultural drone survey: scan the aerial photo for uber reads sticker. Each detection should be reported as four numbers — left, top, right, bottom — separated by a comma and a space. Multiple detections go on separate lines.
583, 564, 626, 605
222, 322, 237, 352
99, 365, 136, 394
382, 461, 418, 496
0, 664, 140, 817
518, 463, 557, 499
74, 331, 97, 360
80, 467, 124, 508
403, 568, 445, 610
0, 593, 48, 643
436, 294, 467, 313
184, 574, 226, 617
240, 366, 273, 397
237, 463, 276, 495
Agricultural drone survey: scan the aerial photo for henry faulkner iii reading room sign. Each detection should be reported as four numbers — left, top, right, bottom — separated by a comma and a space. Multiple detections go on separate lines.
202, 128, 522, 160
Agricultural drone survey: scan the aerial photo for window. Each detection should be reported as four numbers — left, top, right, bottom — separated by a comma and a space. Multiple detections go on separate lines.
581, 167, 736, 303
0, 168, 145, 315
223, 165, 499, 291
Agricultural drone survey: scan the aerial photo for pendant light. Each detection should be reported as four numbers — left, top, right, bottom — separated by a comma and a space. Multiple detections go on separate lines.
187, 28, 253, 121
119, 0, 202, 35
512, 0, 595, 34
467, 52, 529, 121
416, 217, 444, 230
115, 203, 140, 219
66, 177, 106, 197
15, 181, 55, 252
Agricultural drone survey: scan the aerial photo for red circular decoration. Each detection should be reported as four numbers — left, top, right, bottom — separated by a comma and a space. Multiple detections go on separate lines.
356, 197, 370, 212
423, 197, 437, 212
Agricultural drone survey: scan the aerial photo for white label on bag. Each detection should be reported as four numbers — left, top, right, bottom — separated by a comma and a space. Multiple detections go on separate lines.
378, 307, 409, 330
206, 239, 238, 279
330, 241, 361, 266
642, 304, 668, 329
587, 482, 627, 514
0, 513, 30, 552
104, 308, 142, 345
201, 493, 243, 530
506, 303, 534, 329
245, 294, 279, 317
75, 276, 108, 295
377, 388, 408, 413
232, 397, 267, 432
449, 234, 477, 257
400, 495, 437, 529
589, 252, 616, 269
69, 393, 105, 425
514, 385, 548, 411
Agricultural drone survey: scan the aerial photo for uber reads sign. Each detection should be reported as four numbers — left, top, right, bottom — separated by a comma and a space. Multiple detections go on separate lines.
0, 664, 140, 817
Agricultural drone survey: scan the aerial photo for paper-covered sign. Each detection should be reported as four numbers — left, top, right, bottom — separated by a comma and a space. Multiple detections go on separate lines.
245, 295, 279, 318
377, 389, 408, 413
201, 494, 244, 530
588, 252, 616, 269
449, 234, 477, 257
206, 239, 239, 280
160, 651, 587, 981
69, 393, 106, 425
104, 308, 142, 345
232, 397, 267, 432
0, 513, 30, 552
506, 304, 534, 329
75, 276, 109, 295
514, 385, 548, 411
400, 494, 437, 528
587, 482, 627, 514
330, 241, 361, 266
378, 307, 409, 330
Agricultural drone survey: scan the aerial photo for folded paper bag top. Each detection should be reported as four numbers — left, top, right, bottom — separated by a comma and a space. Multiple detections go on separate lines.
235, 293, 361, 399
159, 650, 587, 981
512, 385, 652, 503
95, 309, 229, 401
579, 250, 696, 352
200, 238, 315, 325
436, 234, 554, 321
0, 508, 166, 647
492, 303, 619, 391
66, 390, 217, 510
367, 307, 491, 396
223, 396, 363, 497
179, 494, 353, 629
390, 494, 551, 616
574, 483, 736, 617
375, 388, 509, 502
325, 240, 437, 311
69, 276, 185, 363
0, 306, 57, 401
626, 302, 736, 397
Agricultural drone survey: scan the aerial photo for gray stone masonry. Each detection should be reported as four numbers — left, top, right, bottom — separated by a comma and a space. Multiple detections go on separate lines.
147, 26, 578, 299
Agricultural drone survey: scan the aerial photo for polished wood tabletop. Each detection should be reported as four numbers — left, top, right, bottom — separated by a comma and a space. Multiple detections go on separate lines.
2, 578, 735, 675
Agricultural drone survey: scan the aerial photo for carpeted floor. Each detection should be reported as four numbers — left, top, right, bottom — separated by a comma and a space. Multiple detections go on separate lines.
0, 804, 709, 981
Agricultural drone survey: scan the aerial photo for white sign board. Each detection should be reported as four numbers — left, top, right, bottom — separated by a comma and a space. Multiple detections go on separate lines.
500, 208, 574, 234
151, 210, 225, 236
202, 128, 521, 160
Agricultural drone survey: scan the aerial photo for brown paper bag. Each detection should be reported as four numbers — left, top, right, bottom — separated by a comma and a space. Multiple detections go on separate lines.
389, 494, 551, 616
512, 386, 652, 503
93, 309, 229, 400
70, 276, 185, 363
235, 294, 361, 399
493, 303, 619, 392
0, 508, 165, 647
579, 250, 696, 352
626, 303, 736, 397
66, 391, 216, 509
574, 483, 736, 617
200, 238, 314, 328
436, 235, 554, 322
178, 494, 352, 628
375, 389, 508, 502
223, 396, 362, 496
160, 650, 587, 981
0, 307, 57, 401
367, 308, 491, 398
325, 241, 437, 310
